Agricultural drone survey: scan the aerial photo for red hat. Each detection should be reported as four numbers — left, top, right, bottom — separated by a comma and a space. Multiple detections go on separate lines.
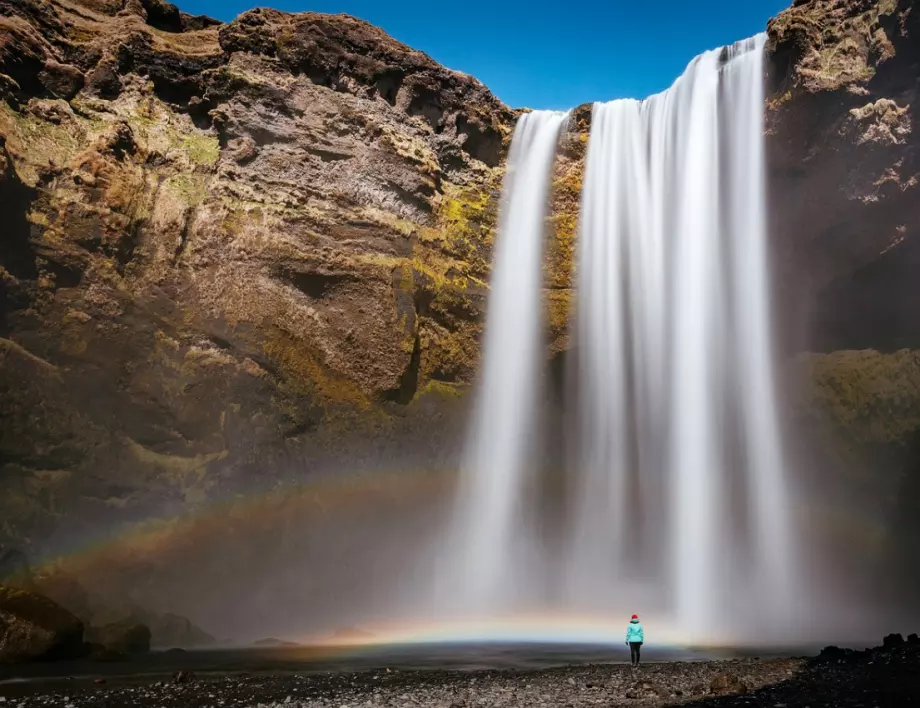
632, 614, 638, 619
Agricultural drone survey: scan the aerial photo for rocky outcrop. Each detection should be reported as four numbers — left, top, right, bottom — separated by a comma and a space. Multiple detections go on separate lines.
766, 0, 920, 353
0, 584, 85, 662
0, 0, 513, 550
764, 0, 920, 589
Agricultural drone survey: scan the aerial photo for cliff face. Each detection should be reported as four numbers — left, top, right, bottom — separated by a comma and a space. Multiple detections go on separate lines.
1, 0, 919, 565
766, 0, 920, 353
765, 0, 920, 591
0, 0, 514, 548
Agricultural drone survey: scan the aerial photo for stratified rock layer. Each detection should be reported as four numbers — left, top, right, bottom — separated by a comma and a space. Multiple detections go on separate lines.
0, 0, 515, 549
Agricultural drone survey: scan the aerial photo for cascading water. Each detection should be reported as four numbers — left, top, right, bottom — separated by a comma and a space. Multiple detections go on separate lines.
434, 35, 797, 644
567, 33, 794, 641
437, 110, 569, 616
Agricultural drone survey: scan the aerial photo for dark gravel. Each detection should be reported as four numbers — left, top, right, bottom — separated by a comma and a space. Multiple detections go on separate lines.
0, 636, 917, 708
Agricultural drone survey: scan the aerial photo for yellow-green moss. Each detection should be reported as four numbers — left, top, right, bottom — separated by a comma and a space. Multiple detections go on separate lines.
418, 319, 480, 384
124, 96, 220, 167
796, 349, 920, 444
547, 289, 574, 343
379, 126, 440, 179
355, 253, 405, 270
181, 134, 220, 167
546, 147, 584, 294
418, 379, 467, 399
430, 182, 497, 278
165, 173, 210, 206
262, 329, 370, 411
0, 104, 82, 185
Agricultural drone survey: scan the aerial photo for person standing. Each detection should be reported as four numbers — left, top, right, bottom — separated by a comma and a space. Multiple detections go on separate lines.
625, 614, 644, 666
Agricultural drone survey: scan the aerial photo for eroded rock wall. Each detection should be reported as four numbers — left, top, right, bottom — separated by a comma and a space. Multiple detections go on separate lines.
0, 0, 516, 550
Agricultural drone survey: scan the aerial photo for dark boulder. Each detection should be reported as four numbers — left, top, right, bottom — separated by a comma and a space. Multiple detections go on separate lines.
0, 585, 84, 662
884, 633, 906, 648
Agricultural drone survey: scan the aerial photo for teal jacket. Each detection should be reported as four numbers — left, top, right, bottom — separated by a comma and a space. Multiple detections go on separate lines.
626, 619, 644, 643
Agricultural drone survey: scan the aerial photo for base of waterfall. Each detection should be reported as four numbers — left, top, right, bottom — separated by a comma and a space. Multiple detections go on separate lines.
3, 637, 918, 708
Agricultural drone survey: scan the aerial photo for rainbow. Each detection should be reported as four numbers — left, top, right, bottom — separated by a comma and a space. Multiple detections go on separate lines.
297, 613, 740, 650
27, 466, 454, 580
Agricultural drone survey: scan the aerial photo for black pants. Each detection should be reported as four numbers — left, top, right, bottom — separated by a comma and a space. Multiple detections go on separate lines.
629, 642, 642, 665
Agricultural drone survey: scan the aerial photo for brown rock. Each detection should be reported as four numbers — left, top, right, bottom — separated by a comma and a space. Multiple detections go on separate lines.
0, 0, 510, 555
766, 0, 920, 353
0, 585, 85, 662
84, 58, 122, 98
37, 59, 84, 99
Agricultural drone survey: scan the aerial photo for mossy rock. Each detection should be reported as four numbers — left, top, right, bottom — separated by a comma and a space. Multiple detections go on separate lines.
0, 585, 85, 662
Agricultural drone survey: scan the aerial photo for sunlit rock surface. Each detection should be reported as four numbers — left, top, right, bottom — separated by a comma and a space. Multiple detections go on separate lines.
0, 0, 514, 550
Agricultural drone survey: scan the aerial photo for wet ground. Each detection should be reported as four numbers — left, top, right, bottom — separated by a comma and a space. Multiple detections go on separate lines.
0, 638, 917, 707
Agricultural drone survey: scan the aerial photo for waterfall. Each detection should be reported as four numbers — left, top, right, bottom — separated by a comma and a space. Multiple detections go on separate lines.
438, 110, 569, 616
435, 35, 796, 644
568, 33, 794, 640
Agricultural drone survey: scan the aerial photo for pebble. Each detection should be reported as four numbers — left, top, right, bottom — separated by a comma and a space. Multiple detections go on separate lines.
2, 641, 917, 708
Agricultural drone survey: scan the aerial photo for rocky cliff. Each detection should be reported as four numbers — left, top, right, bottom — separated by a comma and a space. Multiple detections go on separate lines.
0, 0, 918, 591
767, 0, 920, 354
765, 0, 920, 595
0, 0, 517, 550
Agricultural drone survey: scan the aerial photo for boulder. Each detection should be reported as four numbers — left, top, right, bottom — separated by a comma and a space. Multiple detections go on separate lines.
883, 633, 906, 648
0, 585, 84, 662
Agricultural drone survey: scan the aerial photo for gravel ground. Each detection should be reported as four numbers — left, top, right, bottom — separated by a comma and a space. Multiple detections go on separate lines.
1, 637, 917, 708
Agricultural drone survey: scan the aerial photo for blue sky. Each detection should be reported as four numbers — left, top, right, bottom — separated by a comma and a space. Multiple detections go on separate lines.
179, 0, 791, 109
